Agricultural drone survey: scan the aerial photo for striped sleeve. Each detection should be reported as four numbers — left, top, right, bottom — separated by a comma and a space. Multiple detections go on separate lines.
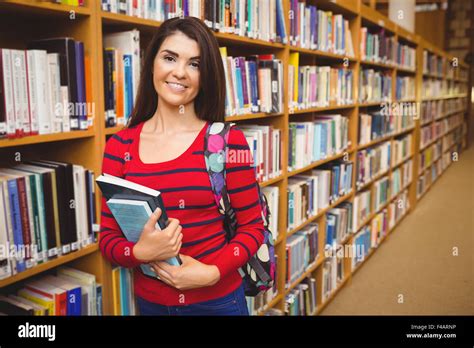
211, 127, 265, 278
99, 132, 142, 268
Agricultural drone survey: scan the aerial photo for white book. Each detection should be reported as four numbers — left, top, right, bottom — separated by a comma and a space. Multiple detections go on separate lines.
0, 49, 15, 137
0, 184, 12, 279
10, 50, 30, 135
0, 175, 17, 275
47, 53, 63, 133
27, 50, 51, 135
72, 165, 86, 250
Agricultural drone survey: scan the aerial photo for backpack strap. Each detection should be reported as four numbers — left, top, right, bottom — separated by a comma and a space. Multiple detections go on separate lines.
203, 122, 235, 216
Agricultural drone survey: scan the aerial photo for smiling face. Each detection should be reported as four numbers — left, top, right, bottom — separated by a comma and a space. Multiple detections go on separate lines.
153, 31, 201, 110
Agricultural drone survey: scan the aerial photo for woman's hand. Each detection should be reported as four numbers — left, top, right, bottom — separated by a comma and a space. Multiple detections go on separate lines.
150, 254, 221, 290
132, 208, 183, 263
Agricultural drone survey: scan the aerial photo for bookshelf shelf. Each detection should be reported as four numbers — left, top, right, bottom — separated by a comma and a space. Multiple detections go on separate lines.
0, 0, 91, 16
0, 244, 99, 288
392, 154, 413, 170
396, 67, 416, 74
357, 134, 391, 151
104, 126, 125, 135
360, 60, 396, 70
289, 45, 356, 62
287, 148, 353, 177
225, 112, 283, 122
0, 129, 97, 149
286, 191, 354, 237
258, 294, 283, 315
290, 104, 357, 115
285, 256, 324, 295
356, 169, 390, 192
100, 11, 162, 31
358, 101, 386, 108
260, 174, 285, 188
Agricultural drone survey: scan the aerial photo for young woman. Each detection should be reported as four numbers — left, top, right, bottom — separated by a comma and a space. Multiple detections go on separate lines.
99, 17, 265, 316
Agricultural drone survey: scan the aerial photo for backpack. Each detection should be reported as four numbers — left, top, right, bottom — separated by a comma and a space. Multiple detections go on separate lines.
203, 121, 276, 296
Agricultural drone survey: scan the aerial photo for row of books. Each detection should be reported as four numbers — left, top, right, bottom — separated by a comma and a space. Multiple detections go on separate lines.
420, 122, 442, 149
288, 116, 349, 171
359, 69, 392, 104
422, 50, 444, 76
288, 61, 354, 109
0, 161, 97, 279
358, 110, 414, 145
360, 27, 396, 64
356, 141, 391, 189
289, 1, 355, 57
395, 76, 415, 101
370, 208, 388, 248
352, 189, 371, 232
388, 189, 410, 230
416, 152, 453, 198
373, 176, 389, 212
352, 224, 371, 268
285, 277, 317, 316
418, 140, 442, 172
326, 202, 353, 248
221, 49, 283, 116
1, 39, 92, 139
111, 266, 136, 315
287, 162, 353, 230
101, 0, 288, 44
392, 134, 412, 166
285, 223, 319, 286
261, 186, 279, 241
322, 253, 344, 301
0, 267, 101, 315
391, 159, 413, 199
240, 124, 282, 183
103, 30, 141, 127
396, 43, 416, 71
442, 126, 463, 153
359, 112, 392, 145
422, 78, 467, 98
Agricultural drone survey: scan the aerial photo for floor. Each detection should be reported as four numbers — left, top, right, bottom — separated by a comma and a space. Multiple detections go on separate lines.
320, 144, 474, 315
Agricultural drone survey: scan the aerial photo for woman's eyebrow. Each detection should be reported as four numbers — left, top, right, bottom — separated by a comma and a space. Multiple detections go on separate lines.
161, 49, 200, 60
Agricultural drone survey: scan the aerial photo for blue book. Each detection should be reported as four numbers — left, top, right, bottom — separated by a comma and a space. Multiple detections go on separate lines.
96, 284, 103, 316
326, 214, 335, 247
119, 267, 130, 315
123, 54, 133, 122
6, 178, 26, 273
320, 122, 328, 158
313, 123, 322, 161
96, 174, 182, 278
249, 61, 259, 112
235, 62, 244, 112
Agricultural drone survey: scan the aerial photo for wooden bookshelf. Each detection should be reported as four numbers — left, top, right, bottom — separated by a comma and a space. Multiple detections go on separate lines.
0, 0, 469, 317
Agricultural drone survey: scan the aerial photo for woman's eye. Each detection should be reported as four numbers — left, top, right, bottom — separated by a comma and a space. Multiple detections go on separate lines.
164, 55, 175, 62
191, 62, 200, 69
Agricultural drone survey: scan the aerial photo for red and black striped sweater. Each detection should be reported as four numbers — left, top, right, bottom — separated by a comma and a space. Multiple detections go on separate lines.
99, 121, 265, 305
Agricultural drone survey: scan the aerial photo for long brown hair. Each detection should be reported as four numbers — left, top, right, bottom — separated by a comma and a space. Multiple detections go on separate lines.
126, 17, 226, 128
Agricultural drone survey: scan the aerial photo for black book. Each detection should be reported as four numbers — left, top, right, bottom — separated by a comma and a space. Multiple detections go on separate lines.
27, 37, 79, 130
96, 174, 182, 273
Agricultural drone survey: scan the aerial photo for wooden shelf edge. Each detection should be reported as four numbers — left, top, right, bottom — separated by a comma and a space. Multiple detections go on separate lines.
0, 129, 96, 148
0, 243, 99, 288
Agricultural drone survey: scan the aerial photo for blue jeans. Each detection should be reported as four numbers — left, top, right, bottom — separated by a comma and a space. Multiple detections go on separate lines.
136, 284, 249, 316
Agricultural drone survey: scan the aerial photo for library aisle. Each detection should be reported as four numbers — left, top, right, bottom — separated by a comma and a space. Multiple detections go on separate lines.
321, 145, 473, 315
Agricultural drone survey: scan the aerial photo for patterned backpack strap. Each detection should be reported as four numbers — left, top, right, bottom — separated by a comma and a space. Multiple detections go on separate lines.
203, 122, 235, 215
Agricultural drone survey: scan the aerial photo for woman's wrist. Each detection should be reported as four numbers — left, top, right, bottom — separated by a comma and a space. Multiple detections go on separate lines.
132, 243, 148, 263
207, 265, 221, 286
